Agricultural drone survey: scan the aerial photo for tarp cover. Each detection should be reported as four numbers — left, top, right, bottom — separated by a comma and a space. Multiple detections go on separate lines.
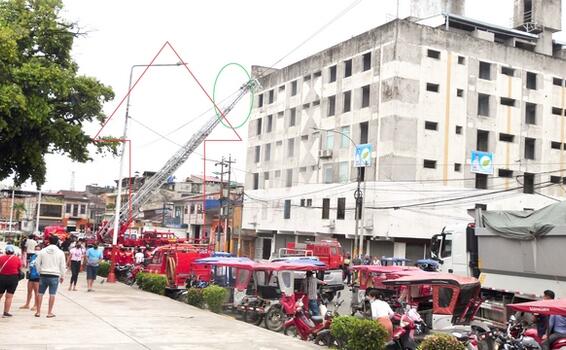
481, 201, 566, 240
508, 299, 566, 316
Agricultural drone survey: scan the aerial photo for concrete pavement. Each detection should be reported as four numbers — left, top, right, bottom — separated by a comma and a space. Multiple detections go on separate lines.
0, 273, 317, 350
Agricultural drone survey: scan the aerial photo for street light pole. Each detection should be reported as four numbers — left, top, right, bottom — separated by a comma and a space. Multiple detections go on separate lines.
108, 62, 184, 283
35, 190, 41, 234
312, 127, 365, 259
8, 186, 15, 232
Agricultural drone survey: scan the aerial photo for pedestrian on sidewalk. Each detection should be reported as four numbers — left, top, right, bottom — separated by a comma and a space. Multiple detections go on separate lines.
134, 248, 144, 265
19, 244, 41, 311
86, 243, 103, 292
68, 241, 85, 291
0, 244, 22, 317
35, 235, 66, 318
25, 234, 38, 267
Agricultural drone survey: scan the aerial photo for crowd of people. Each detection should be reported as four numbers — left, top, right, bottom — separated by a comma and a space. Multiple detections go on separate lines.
0, 234, 105, 318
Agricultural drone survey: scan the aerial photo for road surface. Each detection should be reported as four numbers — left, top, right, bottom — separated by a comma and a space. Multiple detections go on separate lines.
0, 273, 317, 350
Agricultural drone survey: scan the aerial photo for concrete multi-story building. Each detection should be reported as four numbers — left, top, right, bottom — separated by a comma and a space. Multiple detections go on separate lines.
242, 0, 566, 260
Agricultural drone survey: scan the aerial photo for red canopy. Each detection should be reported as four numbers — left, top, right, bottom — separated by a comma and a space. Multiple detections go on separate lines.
508, 299, 566, 316
382, 272, 479, 287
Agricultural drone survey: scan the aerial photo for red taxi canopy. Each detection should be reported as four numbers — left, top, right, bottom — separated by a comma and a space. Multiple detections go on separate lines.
508, 299, 566, 316
194, 258, 326, 271
382, 272, 479, 287
352, 265, 420, 273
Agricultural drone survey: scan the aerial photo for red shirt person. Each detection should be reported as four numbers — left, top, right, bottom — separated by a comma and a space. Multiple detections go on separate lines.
0, 244, 23, 317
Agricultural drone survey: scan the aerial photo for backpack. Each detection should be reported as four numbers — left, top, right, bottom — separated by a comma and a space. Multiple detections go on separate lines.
29, 257, 39, 279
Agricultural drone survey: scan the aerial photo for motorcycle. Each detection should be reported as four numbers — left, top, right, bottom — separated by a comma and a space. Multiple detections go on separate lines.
283, 294, 343, 346
115, 264, 136, 285
494, 315, 566, 350
385, 314, 418, 350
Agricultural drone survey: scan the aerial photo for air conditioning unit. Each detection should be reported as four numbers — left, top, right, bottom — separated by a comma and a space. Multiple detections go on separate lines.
364, 217, 374, 229
318, 149, 333, 158
327, 219, 336, 229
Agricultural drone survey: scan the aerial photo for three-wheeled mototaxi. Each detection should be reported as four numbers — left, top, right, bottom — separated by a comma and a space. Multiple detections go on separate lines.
194, 257, 327, 332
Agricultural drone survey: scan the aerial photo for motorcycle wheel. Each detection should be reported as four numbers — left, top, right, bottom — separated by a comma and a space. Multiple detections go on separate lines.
243, 309, 263, 326
284, 325, 298, 338
314, 331, 338, 347
264, 306, 285, 332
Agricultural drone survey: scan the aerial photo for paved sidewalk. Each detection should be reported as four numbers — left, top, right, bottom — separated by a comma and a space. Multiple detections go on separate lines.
0, 273, 316, 350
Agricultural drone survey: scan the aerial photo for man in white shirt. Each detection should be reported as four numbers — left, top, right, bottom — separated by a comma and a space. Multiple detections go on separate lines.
35, 235, 66, 318
134, 248, 145, 265
367, 289, 394, 340
25, 235, 38, 266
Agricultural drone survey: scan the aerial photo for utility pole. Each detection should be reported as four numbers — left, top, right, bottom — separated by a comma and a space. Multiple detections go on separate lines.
35, 190, 41, 234
214, 155, 235, 252
215, 157, 225, 251
353, 168, 362, 259
224, 155, 234, 253
8, 186, 15, 232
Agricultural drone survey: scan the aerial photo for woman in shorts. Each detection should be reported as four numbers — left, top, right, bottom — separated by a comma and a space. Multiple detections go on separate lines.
0, 245, 22, 317
20, 244, 41, 311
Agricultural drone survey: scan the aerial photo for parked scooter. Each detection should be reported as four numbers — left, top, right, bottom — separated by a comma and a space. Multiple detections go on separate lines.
494, 315, 566, 350
115, 264, 136, 285
385, 314, 418, 350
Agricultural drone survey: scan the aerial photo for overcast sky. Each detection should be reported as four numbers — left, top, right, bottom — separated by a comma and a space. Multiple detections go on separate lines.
6, 0, 566, 192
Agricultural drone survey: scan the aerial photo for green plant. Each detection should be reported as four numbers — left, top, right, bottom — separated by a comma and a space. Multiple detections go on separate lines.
135, 272, 147, 288
97, 261, 110, 278
186, 288, 204, 308
202, 285, 227, 313
330, 316, 389, 350
143, 274, 167, 295
418, 333, 466, 350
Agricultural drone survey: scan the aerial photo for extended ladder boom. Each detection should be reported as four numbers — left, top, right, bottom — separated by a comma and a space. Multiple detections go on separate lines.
98, 79, 259, 242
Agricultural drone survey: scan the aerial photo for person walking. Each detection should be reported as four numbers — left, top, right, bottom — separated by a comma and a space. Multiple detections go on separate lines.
86, 243, 103, 292
134, 248, 145, 265
35, 235, 66, 318
19, 244, 41, 311
343, 253, 352, 285
0, 245, 22, 317
67, 241, 85, 291
303, 271, 326, 316
368, 289, 394, 340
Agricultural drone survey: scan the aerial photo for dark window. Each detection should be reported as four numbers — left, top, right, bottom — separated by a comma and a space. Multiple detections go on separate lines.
252, 173, 259, 190
362, 52, 371, 71
454, 163, 462, 172
438, 287, 454, 308
329, 65, 337, 82
525, 138, 535, 160
256, 118, 263, 135
264, 172, 270, 181
479, 61, 491, 80
477, 130, 489, 152
327, 96, 336, 116
300, 199, 305, 207
457, 56, 465, 65
289, 108, 296, 126
456, 89, 464, 97
362, 85, 370, 108
283, 200, 291, 219
322, 198, 330, 219
525, 103, 537, 124
551, 176, 562, 184
523, 173, 534, 194
287, 138, 295, 157
423, 159, 437, 169
552, 107, 563, 116
500, 97, 516, 107
553, 78, 563, 86
313, 71, 321, 78
41, 204, 62, 218
337, 198, 346, 220
279, 85, 285, 92
426, 83, 439, 92
254, 145, 261, 163
306, 199, 312, 207
285, 169, 293, 187
551, 141, 562, 150
343, 91, 351, 113
304, 74, 311, 81
526, 72, 537, 90
360, 122, 369, 144
291, 80, 298, 96
312, 100, 320, 106
499, 133, 514, 142
303, 103, 310, 110
344, 59, 352, 77
427, 49, 440, 59
425, 121, 438, 130
258, 94, 264, 107
268, 90, 274, 104
475, 174, 488, 189
266, 114, 273, 133
65, 203, 72, 213
501, 66, 514, 76
478, 94, 490, 116
455, 125, 463, 134
498, 169, 513, 178
264, 143, 271, 161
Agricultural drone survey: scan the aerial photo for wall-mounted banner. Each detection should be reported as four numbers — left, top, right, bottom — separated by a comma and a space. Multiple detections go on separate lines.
471, 151, 494, 175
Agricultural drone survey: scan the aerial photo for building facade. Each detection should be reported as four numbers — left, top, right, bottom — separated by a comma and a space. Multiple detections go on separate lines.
243, 0, 566, 260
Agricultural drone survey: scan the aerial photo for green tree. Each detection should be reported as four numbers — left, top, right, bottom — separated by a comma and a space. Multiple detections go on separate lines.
0, 0, 116, 187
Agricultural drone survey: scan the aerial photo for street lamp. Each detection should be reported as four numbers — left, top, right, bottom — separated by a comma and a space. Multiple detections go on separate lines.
107, 61, 185, 283
312, 127, 366, 259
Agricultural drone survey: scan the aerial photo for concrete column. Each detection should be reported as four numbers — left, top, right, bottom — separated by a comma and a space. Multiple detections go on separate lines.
393, 241, 406, 258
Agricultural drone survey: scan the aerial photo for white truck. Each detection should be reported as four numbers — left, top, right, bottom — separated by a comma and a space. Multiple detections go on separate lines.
430, 201, 566, 329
